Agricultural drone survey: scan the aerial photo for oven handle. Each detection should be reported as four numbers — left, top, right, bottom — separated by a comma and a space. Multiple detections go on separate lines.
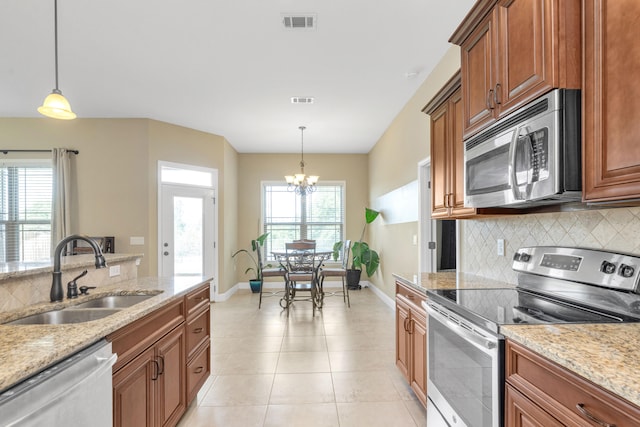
426, 304, 498, 354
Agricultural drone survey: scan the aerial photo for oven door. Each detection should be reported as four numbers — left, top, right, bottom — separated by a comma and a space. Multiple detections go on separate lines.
426, 301, 504, 427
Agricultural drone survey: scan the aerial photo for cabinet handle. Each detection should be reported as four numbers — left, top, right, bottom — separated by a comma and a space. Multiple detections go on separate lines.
576, 403, 616, 427
408, 319, 414, 335
193, 327, 204, 334
194, 366, 204, 374
406, 294, 414, 300
157, 355, 165, 375
443, 194, 448, 208
486, 89, 495, 110
195, 296, 207, 301
449, 193, 455, 207
494, 83, 502, 105
403, 317, 409, 332
151, 360, 160, 381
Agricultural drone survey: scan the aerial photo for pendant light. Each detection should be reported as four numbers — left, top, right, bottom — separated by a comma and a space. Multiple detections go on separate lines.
285, 126, 319, 195
38, 0, 76, 120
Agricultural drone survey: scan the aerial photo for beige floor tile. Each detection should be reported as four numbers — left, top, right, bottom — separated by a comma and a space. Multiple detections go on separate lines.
270, 373, 335, 404
332, 371, 402, 403
328, 350, 396, 372
404, 398, 427, 427
281, 335, 328, 352
263, 403, 340, 427
178, 405, 267, 427
336, 401, 418, 427
325, 334, 394, 352
276, 351, 331, 374
217, 352, 279, 374
200, 374, 274, 406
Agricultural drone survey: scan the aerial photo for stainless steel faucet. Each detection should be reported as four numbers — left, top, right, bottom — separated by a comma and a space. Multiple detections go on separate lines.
51, 235, 107, 302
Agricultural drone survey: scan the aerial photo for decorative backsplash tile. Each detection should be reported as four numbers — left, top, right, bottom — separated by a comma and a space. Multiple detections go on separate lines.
460, 206, 640, 284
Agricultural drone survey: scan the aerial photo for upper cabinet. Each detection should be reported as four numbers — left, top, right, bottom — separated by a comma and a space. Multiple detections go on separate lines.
450, 0, 581, 139
583, 0, 640, 202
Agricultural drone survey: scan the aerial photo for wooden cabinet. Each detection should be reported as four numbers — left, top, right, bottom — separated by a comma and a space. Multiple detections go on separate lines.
109, 282, 211, 427
505, 339, 640, 427
424, 71, 476, 219
451, 0, 581, 138
583, 0, 640, 202
395, 281, 427, 407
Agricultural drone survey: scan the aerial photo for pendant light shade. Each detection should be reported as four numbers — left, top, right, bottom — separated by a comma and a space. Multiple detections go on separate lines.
38, 0, 76, 120
38, 89, 76, 120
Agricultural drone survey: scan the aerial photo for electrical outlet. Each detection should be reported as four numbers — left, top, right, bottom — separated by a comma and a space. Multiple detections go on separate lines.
109, 265, 121, 277
497, 239, 505, 256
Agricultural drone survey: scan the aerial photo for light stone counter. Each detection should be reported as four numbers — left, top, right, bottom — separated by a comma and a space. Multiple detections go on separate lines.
501, 323, 640, 408
393, 271, 515, 294
0, 275, 210, 393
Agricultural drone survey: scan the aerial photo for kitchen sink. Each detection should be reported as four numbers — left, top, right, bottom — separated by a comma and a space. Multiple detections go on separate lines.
7, 308, 122, 325
71, 294, 157, 309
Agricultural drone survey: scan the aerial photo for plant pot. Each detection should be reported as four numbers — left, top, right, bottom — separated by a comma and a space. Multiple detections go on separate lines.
249, 280, 262, 293
346, 269, 362, 290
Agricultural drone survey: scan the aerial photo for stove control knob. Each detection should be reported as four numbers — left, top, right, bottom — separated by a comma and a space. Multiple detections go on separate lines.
519, 253, 531, 262
601, 261, 617, 274
619, 264, 635, 278
513, 252, 521, 261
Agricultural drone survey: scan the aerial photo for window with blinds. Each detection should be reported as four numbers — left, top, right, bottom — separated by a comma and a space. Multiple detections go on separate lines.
0, 160, 53, 262
263, 183, 345, 260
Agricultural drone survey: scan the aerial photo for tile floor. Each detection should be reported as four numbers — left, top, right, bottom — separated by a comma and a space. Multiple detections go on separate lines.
177, 286, 426, 427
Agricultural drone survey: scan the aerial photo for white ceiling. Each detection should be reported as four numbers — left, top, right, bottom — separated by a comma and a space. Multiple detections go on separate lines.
0, 0, 474, 154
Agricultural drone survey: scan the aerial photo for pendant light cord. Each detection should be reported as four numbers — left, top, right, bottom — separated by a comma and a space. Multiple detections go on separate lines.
54, 0, 59, 91
299, 126, 306, 170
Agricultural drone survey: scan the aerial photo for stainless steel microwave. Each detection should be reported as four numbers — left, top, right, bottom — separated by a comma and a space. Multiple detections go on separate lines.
464, 89, 581, 208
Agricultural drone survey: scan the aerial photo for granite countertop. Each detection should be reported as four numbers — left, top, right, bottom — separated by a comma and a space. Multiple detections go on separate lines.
0, 275, 210, 393
393, 271, 640, 408
501, 323, 640, 408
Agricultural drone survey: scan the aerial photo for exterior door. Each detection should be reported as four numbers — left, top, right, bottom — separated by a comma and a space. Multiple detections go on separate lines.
160, 184, 215, 281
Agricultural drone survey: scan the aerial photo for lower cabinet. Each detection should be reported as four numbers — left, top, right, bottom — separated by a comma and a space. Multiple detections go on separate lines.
109, 282, 211, 427
395, 281, 427, 407
506, 339, 640, 427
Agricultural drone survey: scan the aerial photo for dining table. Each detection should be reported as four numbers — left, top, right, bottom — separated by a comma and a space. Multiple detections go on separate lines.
271, 250, 333, 309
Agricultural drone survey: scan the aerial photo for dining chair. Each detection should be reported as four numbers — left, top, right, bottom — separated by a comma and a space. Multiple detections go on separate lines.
282, 241, 318, 316
319, 239, 352, 307
255, 244, 286, 309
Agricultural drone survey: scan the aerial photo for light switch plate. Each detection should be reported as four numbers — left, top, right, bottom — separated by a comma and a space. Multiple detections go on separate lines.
109, 265, 121, 277
497, 239, 505, 256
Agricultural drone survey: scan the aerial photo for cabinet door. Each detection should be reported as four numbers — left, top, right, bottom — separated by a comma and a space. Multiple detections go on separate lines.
156, 326, 186, 427
583, 0, 640, 202
495, 0, 555, 116
449, 89, 476, 217
409, 308, 427, 407
395, 297, 411, 381
113, 346, 156, 427
461, 9, 498, 138
430, 101, 451, 218
506, 383, 566, 427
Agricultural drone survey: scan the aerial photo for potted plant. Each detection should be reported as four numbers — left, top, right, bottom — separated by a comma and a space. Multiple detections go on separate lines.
232, 232, 270, 293
333, 207, 380, 290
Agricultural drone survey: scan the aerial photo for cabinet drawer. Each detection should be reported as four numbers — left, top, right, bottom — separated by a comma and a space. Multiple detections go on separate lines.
186, 308, 210, 359
186, 343, 210, 403
506, 340, 640, 427
186, 284, 210, 316
395, 281, 426, 308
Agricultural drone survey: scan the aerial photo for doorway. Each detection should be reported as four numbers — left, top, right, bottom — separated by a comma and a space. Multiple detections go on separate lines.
158, 162, 218, 299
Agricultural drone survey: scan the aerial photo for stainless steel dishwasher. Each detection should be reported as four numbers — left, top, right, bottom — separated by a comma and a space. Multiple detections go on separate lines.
0, 339, 116, 427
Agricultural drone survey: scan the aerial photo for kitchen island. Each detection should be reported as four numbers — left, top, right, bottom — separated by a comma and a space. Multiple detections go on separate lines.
0, 255, 210, 394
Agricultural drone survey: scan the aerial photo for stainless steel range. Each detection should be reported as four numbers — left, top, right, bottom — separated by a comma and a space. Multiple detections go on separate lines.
424, 246, 640, 427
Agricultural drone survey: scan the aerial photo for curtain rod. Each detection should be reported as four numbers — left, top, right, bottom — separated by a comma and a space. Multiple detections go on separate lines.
0, 149, 79, 155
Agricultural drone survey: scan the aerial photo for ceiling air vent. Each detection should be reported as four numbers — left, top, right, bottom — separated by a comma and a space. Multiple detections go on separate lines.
282, 14, 317, 30
291, 97, 315, 104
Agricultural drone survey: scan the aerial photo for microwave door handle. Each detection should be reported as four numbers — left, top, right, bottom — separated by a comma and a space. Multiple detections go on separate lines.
524, 129, 535, 199
508, 125, 523, 200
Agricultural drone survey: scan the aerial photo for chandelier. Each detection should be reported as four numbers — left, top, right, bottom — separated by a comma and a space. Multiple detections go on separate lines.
285, 126, 319, 195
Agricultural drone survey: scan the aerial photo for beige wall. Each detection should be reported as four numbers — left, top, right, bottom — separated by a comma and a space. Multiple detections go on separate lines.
0, 118, 235, 291
234, 153, 368, 282
368, 46, 461, 299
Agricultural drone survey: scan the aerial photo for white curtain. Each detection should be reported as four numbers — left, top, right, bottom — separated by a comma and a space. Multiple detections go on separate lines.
51, 148, 72, 254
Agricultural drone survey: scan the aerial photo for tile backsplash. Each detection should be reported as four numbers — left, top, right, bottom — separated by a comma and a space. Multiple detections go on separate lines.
460, 206, 640, 284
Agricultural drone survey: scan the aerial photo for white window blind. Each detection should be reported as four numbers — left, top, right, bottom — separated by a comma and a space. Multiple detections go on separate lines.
263, 183, 345, 259
0, 161, 53, 262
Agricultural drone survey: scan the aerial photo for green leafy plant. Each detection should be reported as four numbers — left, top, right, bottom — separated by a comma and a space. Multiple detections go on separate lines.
232, 232, 270, 280
333, 207, 380, 276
